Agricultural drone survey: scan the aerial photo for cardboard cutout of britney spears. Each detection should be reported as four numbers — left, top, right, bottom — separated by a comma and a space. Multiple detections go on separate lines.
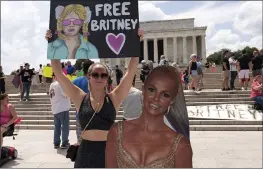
47, 4, 99, 60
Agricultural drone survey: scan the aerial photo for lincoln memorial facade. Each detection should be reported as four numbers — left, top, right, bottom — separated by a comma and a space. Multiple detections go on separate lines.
101, 18, 207, 67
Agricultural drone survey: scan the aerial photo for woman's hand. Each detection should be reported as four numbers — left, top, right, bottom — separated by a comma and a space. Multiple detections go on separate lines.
2, 124, 8, 128
45, 30, 52, 40
138, 28, 144, 41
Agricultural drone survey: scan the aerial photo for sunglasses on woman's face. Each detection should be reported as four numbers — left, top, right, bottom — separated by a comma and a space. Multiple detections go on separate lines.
91, 72, 109, 79
62, 18, 83, 26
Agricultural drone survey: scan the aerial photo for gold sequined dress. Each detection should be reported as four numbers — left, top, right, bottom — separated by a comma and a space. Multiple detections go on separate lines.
116, 122, 183, 168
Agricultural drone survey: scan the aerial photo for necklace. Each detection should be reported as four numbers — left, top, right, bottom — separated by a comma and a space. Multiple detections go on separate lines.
90, 93, 105, 106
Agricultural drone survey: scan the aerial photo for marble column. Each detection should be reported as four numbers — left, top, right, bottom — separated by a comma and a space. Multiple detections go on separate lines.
192, 35, 197, 55
116, 58, 121, 66
124, 58, 129, 69
201, 35, 206, 64
183, 36, 187, 64
173, 37, 177, 63
108, 58, 112, 67
154, 38, 158, 63
143, 39, 148, 61
163, 37, 168, 57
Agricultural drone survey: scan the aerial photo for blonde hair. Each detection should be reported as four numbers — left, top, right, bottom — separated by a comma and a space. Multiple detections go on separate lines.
57, 4, 88, 41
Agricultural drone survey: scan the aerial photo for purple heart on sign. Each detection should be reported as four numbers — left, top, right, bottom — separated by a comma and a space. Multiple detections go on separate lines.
106, 33, 126, 55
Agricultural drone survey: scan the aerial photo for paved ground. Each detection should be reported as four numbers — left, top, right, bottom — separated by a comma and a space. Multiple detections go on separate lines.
1, 130, 262, 168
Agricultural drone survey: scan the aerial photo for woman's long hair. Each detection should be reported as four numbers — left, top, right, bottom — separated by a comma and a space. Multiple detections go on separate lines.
144, 65, 190, 139
0, 93, 8, 101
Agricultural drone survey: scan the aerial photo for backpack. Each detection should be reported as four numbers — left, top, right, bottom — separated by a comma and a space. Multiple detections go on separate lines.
197, 66, 202, 75
197, 63, 203, 75
163, 59, 168, 65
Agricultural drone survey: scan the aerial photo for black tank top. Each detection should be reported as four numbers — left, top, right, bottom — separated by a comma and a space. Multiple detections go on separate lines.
190, 62, 197, 71
78, 93, 116, 131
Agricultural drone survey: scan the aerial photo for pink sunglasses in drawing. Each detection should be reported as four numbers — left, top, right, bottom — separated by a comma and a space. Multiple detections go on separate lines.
62, 18, 83, 26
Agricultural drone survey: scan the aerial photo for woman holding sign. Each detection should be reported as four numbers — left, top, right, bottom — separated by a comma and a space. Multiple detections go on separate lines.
45, 29, 143, 168
106, 65, 192, 168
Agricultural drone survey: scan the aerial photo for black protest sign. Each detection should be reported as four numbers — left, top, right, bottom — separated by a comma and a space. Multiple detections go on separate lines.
47, 0, 140, 60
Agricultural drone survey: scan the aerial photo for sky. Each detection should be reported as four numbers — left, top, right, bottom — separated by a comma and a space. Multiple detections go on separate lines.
1, 1, 262, 74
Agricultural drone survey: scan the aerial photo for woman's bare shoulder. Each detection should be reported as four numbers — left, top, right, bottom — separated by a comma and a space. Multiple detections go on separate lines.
122, 119, 141, 130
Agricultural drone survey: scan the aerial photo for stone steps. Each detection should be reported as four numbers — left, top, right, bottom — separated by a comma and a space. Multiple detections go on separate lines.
15, 124, 262, 131
17, 119, 263, 125
16, 115, 124, 120
186, 97, 251, 102
10, 100, 253, 109
185, 94, 249, 98
187, 101, 253, 106
7, 96, 251, 104
7, 94, 250, 101
6, 79, 243, 87
4, 88, 259, 131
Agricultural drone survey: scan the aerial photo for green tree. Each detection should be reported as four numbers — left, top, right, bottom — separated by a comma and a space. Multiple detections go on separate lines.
10, 70, 17, 75
207, 48, 231, 65
206, 46, 259, 65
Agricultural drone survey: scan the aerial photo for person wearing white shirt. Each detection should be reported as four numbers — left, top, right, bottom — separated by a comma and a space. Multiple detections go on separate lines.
122, 87, 143, 120
229, 55, 238, 90
49, 74, 71, 149
159, 55, 169, 66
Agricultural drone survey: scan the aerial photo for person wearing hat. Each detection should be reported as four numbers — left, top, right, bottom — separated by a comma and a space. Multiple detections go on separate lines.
17, 63, 35, 101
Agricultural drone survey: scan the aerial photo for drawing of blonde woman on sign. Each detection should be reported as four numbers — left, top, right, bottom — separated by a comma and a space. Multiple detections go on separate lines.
47, 4, 99, 59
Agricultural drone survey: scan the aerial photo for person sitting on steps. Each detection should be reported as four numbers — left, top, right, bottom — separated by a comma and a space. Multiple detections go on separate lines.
250, 75, 263, 110
0, 94, 18, 157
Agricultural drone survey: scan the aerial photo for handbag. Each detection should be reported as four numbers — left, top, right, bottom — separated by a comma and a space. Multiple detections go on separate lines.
66, 102, 100, 162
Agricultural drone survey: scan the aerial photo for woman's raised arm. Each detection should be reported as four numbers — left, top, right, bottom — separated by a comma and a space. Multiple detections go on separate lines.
46, 30, 86, 110
109, 29, 143, 111
110, 57, 139, 110
50, 60, 86, 110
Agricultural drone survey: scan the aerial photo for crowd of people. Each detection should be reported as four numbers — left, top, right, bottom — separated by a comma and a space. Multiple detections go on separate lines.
222, 49, 263, 91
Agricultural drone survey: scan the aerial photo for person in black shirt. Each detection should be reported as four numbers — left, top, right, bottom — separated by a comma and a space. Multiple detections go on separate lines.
115, 65, 123, 85
140, 61, 150, 83
0, 66, 5, 94
252, 50, 262, 77
237, 50, 252, 90
222, 50, 231, 91
18, 63, 35, 101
